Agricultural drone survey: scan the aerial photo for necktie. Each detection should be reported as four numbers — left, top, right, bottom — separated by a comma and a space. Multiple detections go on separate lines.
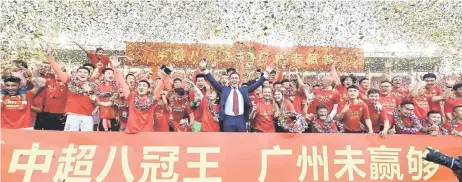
233, 88, 239, 115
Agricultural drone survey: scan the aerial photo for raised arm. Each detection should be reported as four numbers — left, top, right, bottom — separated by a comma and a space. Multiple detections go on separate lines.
73, 40, 89, 54
30, 77, 49, 97
111, 59, 130, 98
153, 73, 169, 100
294, 69, 309, 97
90, 62, 104, 82
205, 70, 224, 92
410, 77, 425, 98
248, 66, 272, 92
249, 102, 258, 121
45, 48, 69, 82
335, 103, 349, 121
275, 66, 283, 82
329, 64, 341, 85
186, 79, 204, 102
238, 57, 244, 80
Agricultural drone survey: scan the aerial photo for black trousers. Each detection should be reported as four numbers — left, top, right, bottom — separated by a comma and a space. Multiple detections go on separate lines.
344, 130, 365, 133
98, 119, 120, 131
34, 112, 66, 131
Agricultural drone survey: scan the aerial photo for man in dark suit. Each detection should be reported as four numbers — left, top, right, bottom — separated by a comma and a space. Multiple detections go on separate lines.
203, 65, 273, 132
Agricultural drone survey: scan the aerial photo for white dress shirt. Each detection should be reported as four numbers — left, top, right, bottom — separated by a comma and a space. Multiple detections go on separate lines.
225, 87, 244, 116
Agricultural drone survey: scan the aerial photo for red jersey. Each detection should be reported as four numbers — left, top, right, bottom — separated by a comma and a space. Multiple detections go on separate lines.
338, 101, 370, 132
64, 79, 95, 116
125, 92, 155, 133
249, 92, 262, 104
425, 86, 443, 112
411, 95, 432, 120
30, 95, 44, 122
292, 90, 306, 114
115, 97, 128, 128
443, 120, 462, 133
87, 52, 110, 69
170, 100, 193, 132
365, 100, 388, 133
1, 92, 33, 129
310, 118, 339, 133
336, 85, 348, 101
189, 89, 206, 122
380, 94, 401, 116
44, 80, 68, 113
254, 100, 276, 132
359, 88, 368, 101
308, 88, 341, 114
97, 83, 118, 119
444, 97, 462, 114
199, 99, 220, 132
153, 103, 170, 132
391, 88, 409, 100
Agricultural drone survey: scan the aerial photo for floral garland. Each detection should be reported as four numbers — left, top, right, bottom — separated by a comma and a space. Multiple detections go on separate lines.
112, 93, 128, 109
392, 109, 422, 134
134, 91, 155, 110
312, 115, 344, 133
171, 101, 187, 113
277, 111, 309, 133
284, 90, 296, 97
335, 120, 345, 133
206, 96, 219, 122
68, 79, 97, 95
96, 81, 118, 98
439, 122, 449, 135
447, 120, 460, 136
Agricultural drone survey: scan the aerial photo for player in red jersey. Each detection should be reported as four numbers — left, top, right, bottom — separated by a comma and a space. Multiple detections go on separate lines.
307, 75, 340, 118
443, 105, 462, 136
391, 76, 409, 100
444, 81, 462, 121
364, 89, 390, 135
305, 104, 341, 133
422, 73, 444, 113
337, 74, 357, 102
379, 81, 401, 116
335, 85, 373, 134
1, 76, 48, 129
420, 110, 444, 136
250, 87, 279, 132
92, 68, 119, 131
112, 59, 164, 133
73, 40, 110, 70
358, 77, 370, 101
45, 47, 98, 131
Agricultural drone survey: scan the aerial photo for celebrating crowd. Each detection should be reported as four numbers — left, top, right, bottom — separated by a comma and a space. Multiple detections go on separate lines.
1, 44, 462, 137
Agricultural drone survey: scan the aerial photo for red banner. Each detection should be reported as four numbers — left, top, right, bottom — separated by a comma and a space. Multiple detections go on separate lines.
125, 42, 364, 71
2, 129, 461, 182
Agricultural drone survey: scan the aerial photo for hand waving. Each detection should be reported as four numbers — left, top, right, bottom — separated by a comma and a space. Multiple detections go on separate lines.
210, 61, 217, 68
444, 75, 458, 87
44, 46, 52, 56
199, 58, 208, 70
341, 103, 350, 113
110, 58, 120, 68
265, 65, 274, 75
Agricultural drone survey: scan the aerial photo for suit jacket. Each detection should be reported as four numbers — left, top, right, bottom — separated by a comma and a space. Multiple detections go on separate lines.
206, 73, 266, 121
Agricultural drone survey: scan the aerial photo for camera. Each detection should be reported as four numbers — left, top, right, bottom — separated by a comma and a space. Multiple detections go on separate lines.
423, 147, 462, 182
159, 64, 172, 75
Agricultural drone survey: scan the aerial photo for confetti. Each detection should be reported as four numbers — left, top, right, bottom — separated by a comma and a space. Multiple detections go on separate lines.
0, 1, 461, 73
